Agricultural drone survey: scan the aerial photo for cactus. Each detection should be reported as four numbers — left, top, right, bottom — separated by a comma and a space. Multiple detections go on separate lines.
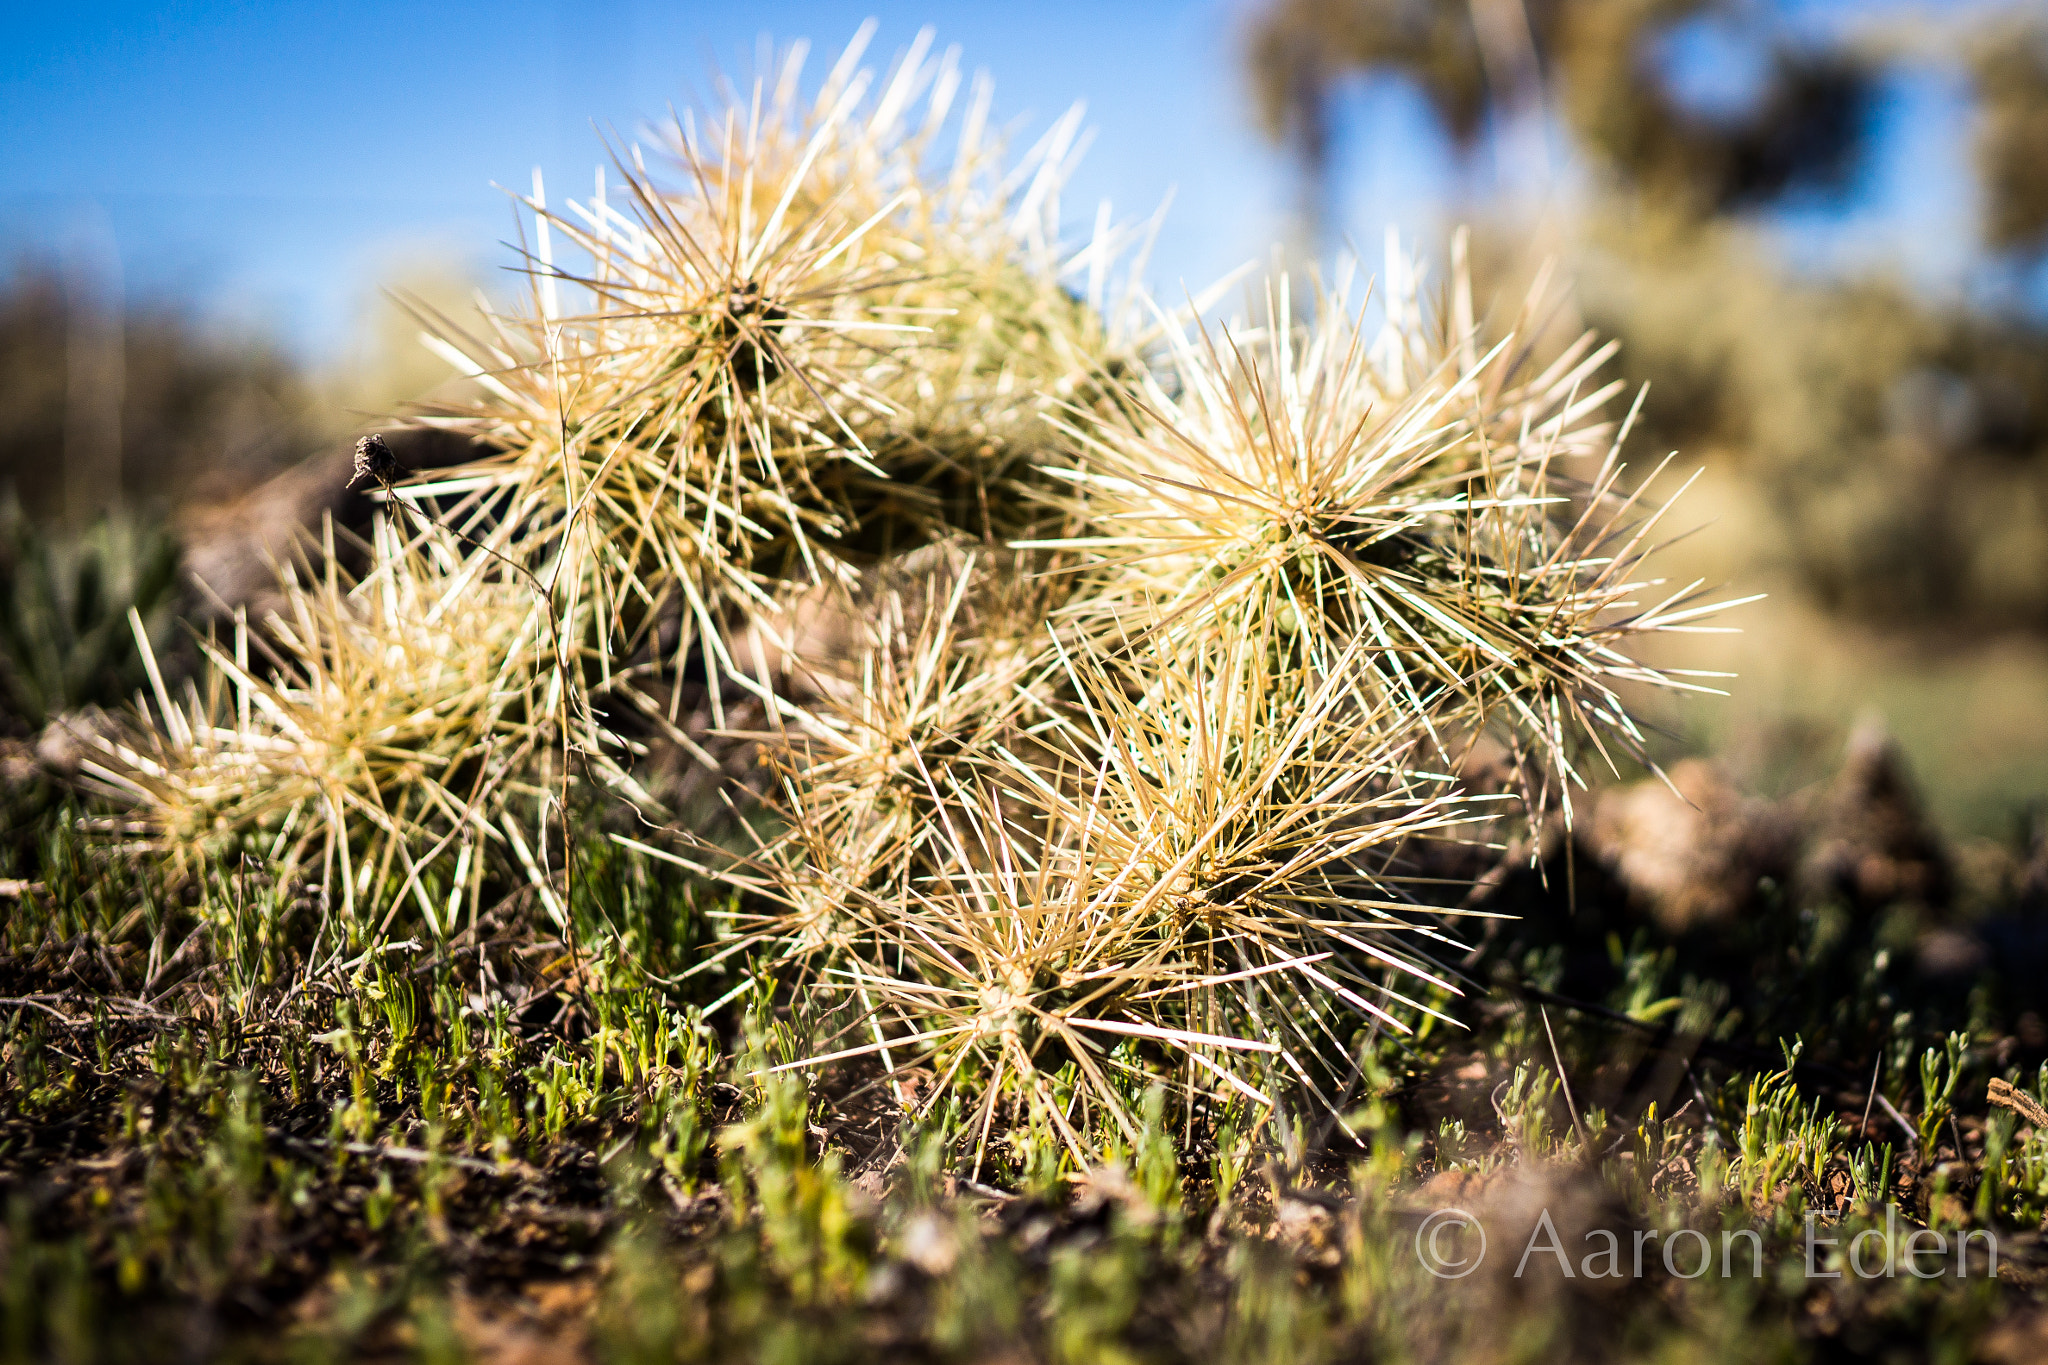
92, 28, 1733, 1152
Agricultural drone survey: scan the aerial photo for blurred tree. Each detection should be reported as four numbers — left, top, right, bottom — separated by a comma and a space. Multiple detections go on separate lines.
0, 261, 341, 735
0, 260, 331, 524
1245, 0, 2048, 634
1973, 20, 2048, 256
1250, 0, 1875, 227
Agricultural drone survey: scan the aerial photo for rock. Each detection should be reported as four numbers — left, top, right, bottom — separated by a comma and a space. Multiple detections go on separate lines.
1795, 714, 1951, 917
0, 738, 37, 788
726, 581, 860, 701
1979, 1307, 2048, 1365
2019, 820, 2048, 917
177, 427, 488, 624
34, 711, 109, 778
896, 1210, 959, 1277
1585, 758, 1796, 933
1914, 926, 1987, 979
1409, 1161, 1640, 1341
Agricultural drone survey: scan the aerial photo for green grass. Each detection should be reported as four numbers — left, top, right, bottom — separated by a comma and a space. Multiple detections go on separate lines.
5, 760, 2047, 1364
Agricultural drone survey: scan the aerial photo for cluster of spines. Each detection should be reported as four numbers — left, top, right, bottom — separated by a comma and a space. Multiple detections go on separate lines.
89, 31, 1740, 1163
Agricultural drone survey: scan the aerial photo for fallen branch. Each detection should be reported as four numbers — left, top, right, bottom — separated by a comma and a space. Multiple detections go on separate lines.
1988, 1078, 2048, 1128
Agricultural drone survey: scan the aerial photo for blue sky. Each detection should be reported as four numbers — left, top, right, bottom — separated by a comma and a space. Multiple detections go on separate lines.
0, 1, 1996, 364
0, 2, 1300, 359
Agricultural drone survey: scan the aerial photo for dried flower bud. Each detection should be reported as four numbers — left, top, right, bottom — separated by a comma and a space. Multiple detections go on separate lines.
350, 434, 401, 489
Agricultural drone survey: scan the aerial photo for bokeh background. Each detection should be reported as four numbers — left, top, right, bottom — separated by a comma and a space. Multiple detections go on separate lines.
5, 0, 2048, 841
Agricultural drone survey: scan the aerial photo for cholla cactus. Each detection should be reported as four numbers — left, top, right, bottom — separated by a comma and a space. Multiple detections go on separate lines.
735, 610, 1485, 1157
725, 245, 1743, 1142
405, 24, 1151, 709
682, 545, 1065, 992
83, 516, 618, 940
1033, 247, 1748, 828
86, 28, 1740, 1156
769, 546, 1057, 871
